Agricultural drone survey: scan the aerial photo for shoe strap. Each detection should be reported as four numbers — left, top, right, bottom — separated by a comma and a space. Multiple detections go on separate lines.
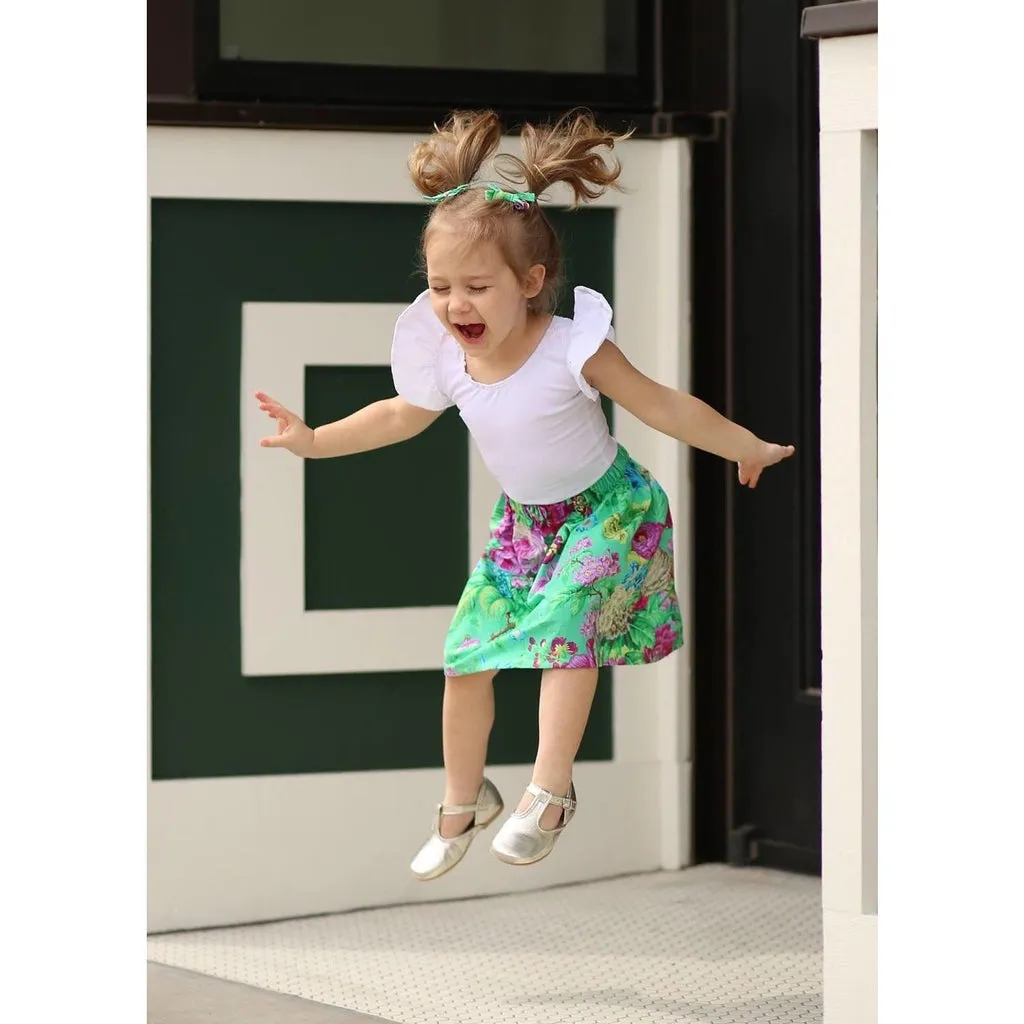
439, 781, 492, 817
440, 802, 478, 816
526, 782, 577, 811
433, 801, 478, 837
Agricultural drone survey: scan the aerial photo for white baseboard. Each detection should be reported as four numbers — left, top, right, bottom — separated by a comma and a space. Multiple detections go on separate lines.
148, 760, 667, 933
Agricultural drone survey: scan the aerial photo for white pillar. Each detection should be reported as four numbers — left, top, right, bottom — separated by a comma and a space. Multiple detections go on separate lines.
817, 33, 878, 1024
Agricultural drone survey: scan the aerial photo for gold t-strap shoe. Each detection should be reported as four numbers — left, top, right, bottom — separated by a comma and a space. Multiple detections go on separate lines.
410, 777, 504, 881
490, 781, 577, 866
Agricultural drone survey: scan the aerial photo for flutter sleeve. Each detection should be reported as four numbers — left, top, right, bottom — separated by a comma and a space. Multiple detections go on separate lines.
389, 291, 453, 411
565, 286, 616, 401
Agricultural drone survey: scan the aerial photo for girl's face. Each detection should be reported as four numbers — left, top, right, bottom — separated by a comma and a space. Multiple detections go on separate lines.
425, 228, 545, 359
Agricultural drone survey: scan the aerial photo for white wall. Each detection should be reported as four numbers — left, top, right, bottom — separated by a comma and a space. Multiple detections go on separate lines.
817, 32, 878, 1024
147, 127, 694, 932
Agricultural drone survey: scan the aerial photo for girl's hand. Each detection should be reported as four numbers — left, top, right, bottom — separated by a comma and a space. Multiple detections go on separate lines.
254, 391, 315, 457
737, 441, 795, 489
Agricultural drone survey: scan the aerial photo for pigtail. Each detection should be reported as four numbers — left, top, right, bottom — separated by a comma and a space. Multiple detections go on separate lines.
408, 110, 503, 198
497, 109, 632, 208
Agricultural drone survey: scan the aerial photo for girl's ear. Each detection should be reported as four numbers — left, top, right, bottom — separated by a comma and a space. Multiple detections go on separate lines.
522, 264, 547, 300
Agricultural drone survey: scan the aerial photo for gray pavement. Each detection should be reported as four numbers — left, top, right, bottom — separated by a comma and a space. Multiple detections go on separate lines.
148, 963, 396, 1024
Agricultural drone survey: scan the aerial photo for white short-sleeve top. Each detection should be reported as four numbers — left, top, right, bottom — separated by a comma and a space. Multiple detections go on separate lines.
391, 286, 619, 504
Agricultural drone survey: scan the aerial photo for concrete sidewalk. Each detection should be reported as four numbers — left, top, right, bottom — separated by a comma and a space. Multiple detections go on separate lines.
148, 963, 396, 1024
148, 865, 822, 1024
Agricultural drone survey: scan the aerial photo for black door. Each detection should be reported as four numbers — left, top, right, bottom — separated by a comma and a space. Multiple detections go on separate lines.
692, 0, 822, 874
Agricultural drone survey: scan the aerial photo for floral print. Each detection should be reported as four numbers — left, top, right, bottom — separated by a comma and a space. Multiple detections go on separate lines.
572, 552, 621, 586
631, 521, 664, 559
444, 446, 684, 676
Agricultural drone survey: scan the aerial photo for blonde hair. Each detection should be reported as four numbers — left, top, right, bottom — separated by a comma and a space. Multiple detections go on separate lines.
408, 109, 632, 314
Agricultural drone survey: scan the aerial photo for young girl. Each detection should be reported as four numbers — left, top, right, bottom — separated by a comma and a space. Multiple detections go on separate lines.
254, 110, 793, 881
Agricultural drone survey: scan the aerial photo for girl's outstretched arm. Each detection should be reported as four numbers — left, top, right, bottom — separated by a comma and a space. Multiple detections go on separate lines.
255, 392, 442, 459
583, 343, 794, 488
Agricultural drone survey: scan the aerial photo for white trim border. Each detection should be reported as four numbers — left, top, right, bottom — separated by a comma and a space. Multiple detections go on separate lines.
240, 301, 476, 676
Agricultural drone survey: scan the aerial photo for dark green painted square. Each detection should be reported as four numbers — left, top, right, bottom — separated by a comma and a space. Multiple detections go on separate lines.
304, 366, 468, 611
492, 666, 613, 765
150, 198, 616, 780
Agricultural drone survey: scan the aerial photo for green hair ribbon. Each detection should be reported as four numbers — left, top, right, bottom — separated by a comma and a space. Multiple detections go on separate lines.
422, 183, 471, 204
422, 182, 536, 210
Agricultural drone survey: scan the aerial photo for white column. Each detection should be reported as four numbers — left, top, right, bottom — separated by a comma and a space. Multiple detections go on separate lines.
818, 32, 878, 1024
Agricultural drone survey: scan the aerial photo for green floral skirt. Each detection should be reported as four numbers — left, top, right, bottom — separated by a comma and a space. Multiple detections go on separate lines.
444, 445, 684, 676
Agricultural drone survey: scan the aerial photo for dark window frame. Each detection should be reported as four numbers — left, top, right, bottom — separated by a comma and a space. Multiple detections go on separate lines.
193, 0, 658, 113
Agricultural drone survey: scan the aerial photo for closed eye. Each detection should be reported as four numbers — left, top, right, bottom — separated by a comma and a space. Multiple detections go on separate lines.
430, 285, 450, 294
468, 285, 490, 294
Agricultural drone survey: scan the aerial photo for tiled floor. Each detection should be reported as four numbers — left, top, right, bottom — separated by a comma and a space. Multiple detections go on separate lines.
148, 865, 822, 1024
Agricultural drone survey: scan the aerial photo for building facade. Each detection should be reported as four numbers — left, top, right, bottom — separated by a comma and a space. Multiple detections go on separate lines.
148, 0, 877, 1019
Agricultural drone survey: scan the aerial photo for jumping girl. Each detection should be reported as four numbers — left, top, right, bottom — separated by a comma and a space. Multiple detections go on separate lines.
254, 110, 794, 880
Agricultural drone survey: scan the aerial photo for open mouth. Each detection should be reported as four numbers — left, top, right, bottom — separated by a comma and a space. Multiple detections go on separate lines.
454, 323, 486, 343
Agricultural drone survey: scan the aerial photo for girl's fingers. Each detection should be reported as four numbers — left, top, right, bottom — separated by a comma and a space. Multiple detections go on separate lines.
255, 389, 301, 449
736, 444, 795, 488
256, 391, 294, 419
260, 402, 293, 425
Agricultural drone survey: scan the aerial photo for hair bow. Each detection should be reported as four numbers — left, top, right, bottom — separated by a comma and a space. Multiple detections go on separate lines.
484, 185, 536, 210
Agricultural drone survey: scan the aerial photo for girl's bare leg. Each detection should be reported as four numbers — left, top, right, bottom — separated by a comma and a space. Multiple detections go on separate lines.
520, 667, 600, 829
439, 670, 497, 837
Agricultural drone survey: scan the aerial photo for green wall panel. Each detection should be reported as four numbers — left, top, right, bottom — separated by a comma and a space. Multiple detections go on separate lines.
150, 197, 615, 780
304, 366, 468, 611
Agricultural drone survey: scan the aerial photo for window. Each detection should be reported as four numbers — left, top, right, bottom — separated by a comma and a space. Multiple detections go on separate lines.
196, 0, 653, 112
